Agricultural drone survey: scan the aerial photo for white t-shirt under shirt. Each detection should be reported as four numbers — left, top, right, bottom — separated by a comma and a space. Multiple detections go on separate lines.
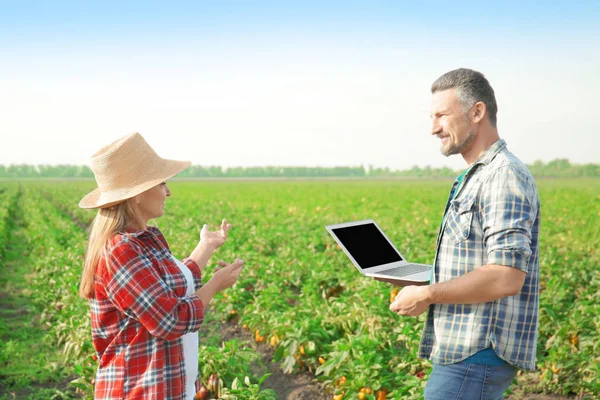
171, 254, 199, 400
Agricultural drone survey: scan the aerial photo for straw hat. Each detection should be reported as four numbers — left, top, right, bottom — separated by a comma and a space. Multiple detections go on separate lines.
79, 132, 191, 209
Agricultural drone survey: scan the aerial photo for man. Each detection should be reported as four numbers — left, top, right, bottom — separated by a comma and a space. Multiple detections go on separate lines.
389, 69, 541, 399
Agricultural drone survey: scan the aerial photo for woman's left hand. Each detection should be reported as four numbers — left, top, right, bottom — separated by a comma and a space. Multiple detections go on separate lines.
200, 219, 233, 249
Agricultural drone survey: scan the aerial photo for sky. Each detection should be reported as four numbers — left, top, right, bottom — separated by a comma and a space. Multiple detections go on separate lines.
1, 1, 599, 170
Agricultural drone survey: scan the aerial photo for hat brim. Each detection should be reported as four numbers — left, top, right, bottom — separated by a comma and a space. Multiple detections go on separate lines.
79, 159, 191, 209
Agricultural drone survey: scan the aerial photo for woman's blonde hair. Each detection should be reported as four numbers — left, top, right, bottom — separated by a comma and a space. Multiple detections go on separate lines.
80, 199, 137, 299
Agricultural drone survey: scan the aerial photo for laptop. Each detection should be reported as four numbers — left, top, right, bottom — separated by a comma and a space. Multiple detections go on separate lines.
326, 219, 431, 282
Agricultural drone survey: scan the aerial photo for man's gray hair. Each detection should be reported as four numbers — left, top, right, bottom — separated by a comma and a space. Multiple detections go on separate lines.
431, 68, 498, 127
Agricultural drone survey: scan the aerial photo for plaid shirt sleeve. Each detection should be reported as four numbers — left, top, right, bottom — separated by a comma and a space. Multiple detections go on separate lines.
479, 165, 539, 272
183, 257, 203, 291
103, 238, 205, 341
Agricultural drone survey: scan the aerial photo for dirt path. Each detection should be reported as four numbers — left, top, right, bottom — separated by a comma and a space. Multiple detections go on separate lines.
509, 397, 581, 400
506, 372, 584, 400
222, 323, 328, 400
199, 314, 329, 400
206, 319, 585, 400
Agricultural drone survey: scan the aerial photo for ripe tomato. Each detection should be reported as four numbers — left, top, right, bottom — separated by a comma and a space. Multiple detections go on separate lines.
195, 386, 210, 400
270, 335, 280, 347
390, 288, 399, 303
254, 330, 265, 343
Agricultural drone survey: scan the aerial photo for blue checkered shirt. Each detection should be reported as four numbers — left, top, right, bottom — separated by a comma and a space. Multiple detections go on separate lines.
418, 139, 541, 371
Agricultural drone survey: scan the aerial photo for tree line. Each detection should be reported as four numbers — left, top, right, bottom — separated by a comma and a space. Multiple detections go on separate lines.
0, 159, 598, 179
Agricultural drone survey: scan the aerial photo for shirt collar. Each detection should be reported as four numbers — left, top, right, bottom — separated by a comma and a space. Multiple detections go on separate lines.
472, 139, 506, 167
463, 139, 506, 177
123, 225, 158, 238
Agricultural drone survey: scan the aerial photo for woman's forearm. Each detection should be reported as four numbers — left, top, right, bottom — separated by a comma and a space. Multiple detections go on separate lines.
188, 242, 215, 272
194, 279, 218, 307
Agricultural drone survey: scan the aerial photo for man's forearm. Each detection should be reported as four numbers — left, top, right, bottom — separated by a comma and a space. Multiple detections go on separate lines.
425, 264, 526, 305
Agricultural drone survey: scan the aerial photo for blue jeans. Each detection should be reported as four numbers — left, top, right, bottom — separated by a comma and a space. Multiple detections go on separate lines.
424, 361, 518, 400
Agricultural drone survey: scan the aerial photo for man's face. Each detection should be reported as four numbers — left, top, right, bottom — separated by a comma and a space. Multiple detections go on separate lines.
430, 88, 476, 157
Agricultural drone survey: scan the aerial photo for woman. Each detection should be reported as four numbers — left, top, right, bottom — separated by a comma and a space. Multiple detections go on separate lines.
78, 132, 243, 399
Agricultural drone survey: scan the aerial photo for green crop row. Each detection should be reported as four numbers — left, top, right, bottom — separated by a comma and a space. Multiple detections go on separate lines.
10, 182, 276, 399
26, 179, 600, 399
532, 181, 600, 395
159, 180, 454, 399
0, 183, 19, 263
159, 179, 599, 399
16, 185, 95, 397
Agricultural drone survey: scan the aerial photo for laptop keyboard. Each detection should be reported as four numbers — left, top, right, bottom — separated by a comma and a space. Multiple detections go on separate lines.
384, 264, 431, 277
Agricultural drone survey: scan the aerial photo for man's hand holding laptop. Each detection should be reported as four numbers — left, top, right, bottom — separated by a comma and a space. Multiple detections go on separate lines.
373, 276, 429, 287
388, 285, 431, 317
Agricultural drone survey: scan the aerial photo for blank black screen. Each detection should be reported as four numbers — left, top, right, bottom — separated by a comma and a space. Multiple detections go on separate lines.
332, 223, 403, 269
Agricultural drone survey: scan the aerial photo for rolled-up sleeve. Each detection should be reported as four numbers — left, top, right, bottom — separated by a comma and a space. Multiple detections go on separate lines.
183, 258, 203, 291
480, 166, 539, 272
103, 240, 204, 341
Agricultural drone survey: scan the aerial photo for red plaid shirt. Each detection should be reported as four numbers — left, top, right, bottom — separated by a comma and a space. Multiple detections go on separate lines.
90, 226, 204, 399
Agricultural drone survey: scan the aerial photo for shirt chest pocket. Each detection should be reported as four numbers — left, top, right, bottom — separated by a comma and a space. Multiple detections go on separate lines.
445, 195, 476, 243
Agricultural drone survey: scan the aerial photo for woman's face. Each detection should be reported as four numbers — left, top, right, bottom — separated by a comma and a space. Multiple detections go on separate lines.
135, 182, 171, 223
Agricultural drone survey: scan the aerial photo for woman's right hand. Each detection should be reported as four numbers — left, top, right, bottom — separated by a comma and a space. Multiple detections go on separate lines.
210, 259, 244, 292
195, 259, 243, 307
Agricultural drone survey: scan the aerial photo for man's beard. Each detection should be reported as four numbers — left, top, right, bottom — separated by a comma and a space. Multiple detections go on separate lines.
441, 130, 476, 157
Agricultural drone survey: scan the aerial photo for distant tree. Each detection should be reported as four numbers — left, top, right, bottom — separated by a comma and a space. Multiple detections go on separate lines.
0, 160, 598, 179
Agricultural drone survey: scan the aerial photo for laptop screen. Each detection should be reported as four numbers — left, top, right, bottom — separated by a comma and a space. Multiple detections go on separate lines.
331, 222, 403, 269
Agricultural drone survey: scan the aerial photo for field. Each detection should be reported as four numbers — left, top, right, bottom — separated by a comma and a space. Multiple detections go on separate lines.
0, 179, 598, 399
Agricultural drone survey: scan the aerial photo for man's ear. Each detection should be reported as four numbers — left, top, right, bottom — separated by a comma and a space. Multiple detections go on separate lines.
471, 101, 487, 124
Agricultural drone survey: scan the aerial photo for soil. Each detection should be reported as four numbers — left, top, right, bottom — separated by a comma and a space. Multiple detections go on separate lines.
507, 395, 583, 400
215, 322, 329, 400
208, 320, 586, 400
